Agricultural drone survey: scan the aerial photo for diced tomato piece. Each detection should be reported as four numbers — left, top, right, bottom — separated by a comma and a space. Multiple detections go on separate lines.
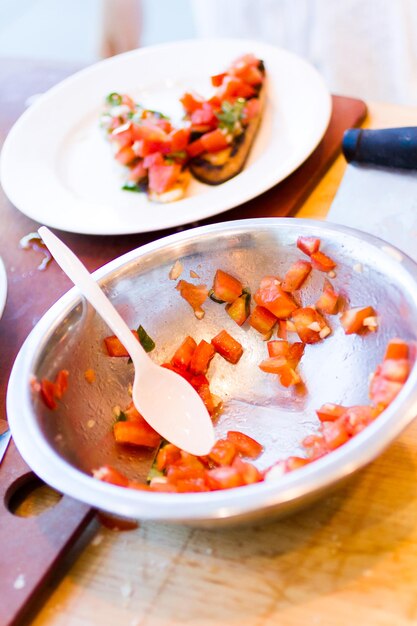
267, 340, 289, 358
378, 358, 410, 383
291, 307, 330, 344
149, 481, 178, 493
209, 439, 237, 466
174, 478, 210, 493
316, 403, 347, 422
216, 75, 256, 100
169, 127, 191, 152
186, 138, 205, 158
180, 91, 205, 114
288, 342, 305, 365
227, 431, 263, 459
226, 291, 251, 326
205, 466, 245, 490
369, 374, 404, 408
302, 434, 328, 460
131, 122, 169, 143
167, 463, 205, 483
211, 329, 244, 364
93, 465, 129, 487
40, 378, 57, 410
104, 330, 139, 357
231, 64, 264, 86
190, 102, 218, 128
171, 336, 197, 370
316, 279, 339, 314
189, 340, 216, 375
281, 260, 312, 292
384, 338, 409, 360
148, 162, 182, 194
127, 160, 147, 182
197, 382, 217, 416
249, 305, 277, 336
259, 356, 287, 374
277, 320, 288, 340
143, 152, 165, 169
278, 364, 301, 387
122, 401, 142, 422
286, 456, 310, 471
339, 306, 376, 335
321, 419, 350, 450
176, 280, 209, 319
212, 269, 243, 302
211, 72, 227, 87
161, 362, 193, 384
156, 443, 182, 471
189, 373, 209, 391
310, 251, 337, 272
232, 456, 262, 484
297, 236, 320, 257
200, 128, 230, 152
115, 145, 137, 166
114, 418, 162, 448
342, 405, 377, 436
242, 97, 261, 123
254, 276, 298, 318
110, 122, 133, 149
54, 369, 69, 399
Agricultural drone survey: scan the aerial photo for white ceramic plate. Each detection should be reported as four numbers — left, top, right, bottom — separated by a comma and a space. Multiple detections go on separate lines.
0, 257, 7, 319
0, 39, 331, 235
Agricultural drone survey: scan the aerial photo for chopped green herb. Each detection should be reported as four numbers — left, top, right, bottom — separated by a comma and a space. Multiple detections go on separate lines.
215, 98, 246, 133
106, 92, 123, 106
147, 109, 170, 120
137, 325, 156, 352
122, 181, 147, 193
168, 150, 188, 160
147, 466, 165, 483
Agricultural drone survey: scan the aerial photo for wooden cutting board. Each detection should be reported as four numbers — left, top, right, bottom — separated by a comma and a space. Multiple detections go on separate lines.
0, 59, 366, 626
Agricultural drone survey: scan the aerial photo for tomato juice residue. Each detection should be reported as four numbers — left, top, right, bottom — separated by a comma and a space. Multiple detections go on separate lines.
19, 232, 52, 271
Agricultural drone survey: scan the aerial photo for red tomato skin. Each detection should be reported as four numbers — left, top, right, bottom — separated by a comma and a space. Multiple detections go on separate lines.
340, 306, 376, 335
384, 338, 409, 360
232, 456, 262, 484
378, 358, 410, 383
369, 375, 404, 408
227, 431, 263, 459
40, 379, 57, 410
254, 276, 298, 319
180, 91, 205, 113
321, 419, 350, 450
297, 236, 320, 256
281, 260, 312, 292
211, 330, 244, 364
209, 439, 237, 466
205, 466, 245, 490
315, 279, 339, 314
171, 336, 197, 370
104, 330, 139, 357
176, 280, 209, 319
316, 403, 347, 422
113, 419, 162, 448
249, 305, 277, 335
212, 269, 243, 302
189, 340, 216, 375
291, 307, 327, 344
310, 251, 337, 272
148, 162, 182, 194
93, 465, 129, 488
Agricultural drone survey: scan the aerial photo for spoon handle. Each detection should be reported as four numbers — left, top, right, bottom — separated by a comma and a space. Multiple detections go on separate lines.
38, 227, 146, 364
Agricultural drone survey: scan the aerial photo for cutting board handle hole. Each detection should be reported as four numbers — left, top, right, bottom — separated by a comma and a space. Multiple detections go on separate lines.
7, 475, 62, 518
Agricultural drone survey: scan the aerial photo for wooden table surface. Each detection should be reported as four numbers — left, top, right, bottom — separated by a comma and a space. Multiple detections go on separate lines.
2, 59, 417, 626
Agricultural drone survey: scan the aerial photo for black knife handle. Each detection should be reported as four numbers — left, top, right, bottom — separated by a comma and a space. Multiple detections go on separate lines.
342, 127, 417, 169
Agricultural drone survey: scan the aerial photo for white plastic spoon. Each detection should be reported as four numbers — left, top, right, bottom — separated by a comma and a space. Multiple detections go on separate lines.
38, 226, 215, 456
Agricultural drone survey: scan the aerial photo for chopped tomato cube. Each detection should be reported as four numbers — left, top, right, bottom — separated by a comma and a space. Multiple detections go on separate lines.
339, 306, 376, 335
54, 369, 69, 399
258, 356, 287, 374
302, 434, 328, 460
267, 340, 289, 358
171, 336, 197, 370
249, 305, 277, 336
321, 419, 350, 450
254, 276, 298, 318
169, 127, 191, 152
215, 75, 256, 100
186, 138, 205, 158
310, 251, 337, 272
93, 465, 129, 487
200, 128, 230, 152
127, 160, 147, 182
232, 456, 262, 484
40, 378, 57, 410
226, 291, 251, 326
205, 466, 245, 490
148, 162, 182, 194
196, 382, 217, 416
281, 260, 312, 292
227, 431, 263, 459
278, 364, 301, 387
242, 97, 261, 123
209, 439, 237, 466
180, 91, 205, 114
212, 269, 243, 302
115, 145, 137, 166
369, 374, 404, 408
277, 319, 288, 339
190, 102, 218, 128
378, 358, 410, 383
342, 405, 377, 436
189, 340, 216, 375
297, 236, 320, 256
316, 403, 347, 422
156, 443, 182, 471
315, 279, 339, 314
143, 152, 165, 169
104, 330, 139, 357
174, 478, 210, 493
211, 72, 227, 87
384, 338, 409, 360
211, 329, 244, 364
114, 419, 162, 448
176, 280, 209, 319
291, 307, 330, 344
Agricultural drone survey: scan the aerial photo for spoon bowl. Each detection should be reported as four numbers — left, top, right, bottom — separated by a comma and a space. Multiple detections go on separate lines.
38, 226, 215, 456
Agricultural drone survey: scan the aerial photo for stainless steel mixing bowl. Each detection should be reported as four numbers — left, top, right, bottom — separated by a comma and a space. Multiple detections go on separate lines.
7, 218, 417, 526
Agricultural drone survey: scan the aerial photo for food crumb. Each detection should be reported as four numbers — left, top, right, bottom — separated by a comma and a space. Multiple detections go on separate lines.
190, 269, 200, 279
353, 262, 363, 273
91, 533, 104, 547
13, 574, 25, 590
84, 368, 96, 384
328, 270, 336, 279
87, 419, 96, 428
169, 259, 183, 280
